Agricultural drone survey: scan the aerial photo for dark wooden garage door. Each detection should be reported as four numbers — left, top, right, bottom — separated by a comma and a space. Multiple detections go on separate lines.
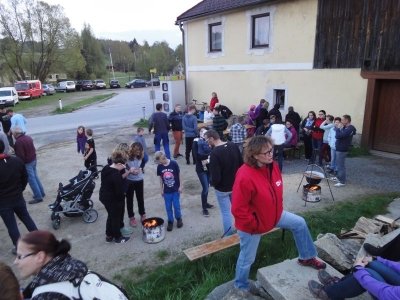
372, 80, 400, 154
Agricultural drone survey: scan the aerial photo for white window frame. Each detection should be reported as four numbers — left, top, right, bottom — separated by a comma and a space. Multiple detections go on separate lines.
205, 17, 225, 58
266, 85, 288, 114
246, 6, 275, 55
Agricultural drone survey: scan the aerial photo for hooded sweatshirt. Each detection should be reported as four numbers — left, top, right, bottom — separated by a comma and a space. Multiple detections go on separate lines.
99, 165, 125, 204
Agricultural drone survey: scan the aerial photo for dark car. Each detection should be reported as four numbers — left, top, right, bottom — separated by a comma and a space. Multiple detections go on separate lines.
109, 80, 120, 88
146, 78, 160, 87
125, 79, 147, 88
76, 80, 94, 91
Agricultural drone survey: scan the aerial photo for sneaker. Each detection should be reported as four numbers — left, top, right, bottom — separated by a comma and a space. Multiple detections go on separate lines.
114, 236, 130, 244
177, 218, 183, 228
167, 222, 173, 231
130, 217, 138, 227
318, 270, 340, 286
177, 153, 184, 157
206, 203, 214, 209
140, 214, 147, 222
248, 281, 270, 298
203, 209, 209, 217
330, 176, 339, 181
186, 159, 190, 165
298, 257, 326, 270
308, 280, 329, 300
105, 236, 114, 243
334, 182, 346, 187
223, 288, 254, 299
28, 199, 43, 204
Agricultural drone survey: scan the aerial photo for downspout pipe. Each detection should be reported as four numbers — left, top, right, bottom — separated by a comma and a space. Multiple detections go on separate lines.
179, 22, 188, 106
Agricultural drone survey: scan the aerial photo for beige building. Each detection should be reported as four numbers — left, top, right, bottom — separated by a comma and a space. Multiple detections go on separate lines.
176, 0, 400, 154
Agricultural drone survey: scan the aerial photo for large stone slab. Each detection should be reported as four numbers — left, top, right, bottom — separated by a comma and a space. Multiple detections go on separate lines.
257, 258, 372, 300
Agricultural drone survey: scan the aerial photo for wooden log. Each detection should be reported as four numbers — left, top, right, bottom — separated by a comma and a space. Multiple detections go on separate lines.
184, 228, 279, 261
353, 216, 385, 235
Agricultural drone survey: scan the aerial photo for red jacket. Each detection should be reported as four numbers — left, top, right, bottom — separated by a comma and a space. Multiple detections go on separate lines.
210, 97, 219, 110
311, 118, 324, 140
232, 162, 283, 234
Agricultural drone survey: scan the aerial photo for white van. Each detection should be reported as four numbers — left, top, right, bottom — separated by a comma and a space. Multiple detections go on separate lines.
0, 87, 19, 107
55, 81, 76, 93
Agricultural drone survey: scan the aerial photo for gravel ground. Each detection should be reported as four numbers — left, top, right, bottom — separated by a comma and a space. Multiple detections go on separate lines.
2, 103, 400, 287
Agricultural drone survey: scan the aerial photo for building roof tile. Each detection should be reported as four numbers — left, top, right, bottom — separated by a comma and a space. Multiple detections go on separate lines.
176, 0, 270, 23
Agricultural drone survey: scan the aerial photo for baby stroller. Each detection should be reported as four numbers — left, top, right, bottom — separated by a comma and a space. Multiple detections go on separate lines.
49, 168, 99, 230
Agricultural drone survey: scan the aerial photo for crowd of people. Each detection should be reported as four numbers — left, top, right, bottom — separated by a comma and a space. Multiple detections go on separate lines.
0, 93, 364, 299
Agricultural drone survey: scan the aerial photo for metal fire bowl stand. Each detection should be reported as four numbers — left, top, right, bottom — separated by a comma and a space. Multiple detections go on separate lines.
297, 163, 335, 207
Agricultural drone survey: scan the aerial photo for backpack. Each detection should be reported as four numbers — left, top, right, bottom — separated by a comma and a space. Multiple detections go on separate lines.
32, 271, 129, 300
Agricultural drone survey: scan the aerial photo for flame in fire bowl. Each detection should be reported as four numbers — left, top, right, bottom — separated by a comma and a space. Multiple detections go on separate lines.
142, 217, 165, 244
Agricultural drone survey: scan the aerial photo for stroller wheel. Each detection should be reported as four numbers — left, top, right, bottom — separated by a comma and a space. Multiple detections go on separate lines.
83, 209, 98, 223
52, 218, 61, 230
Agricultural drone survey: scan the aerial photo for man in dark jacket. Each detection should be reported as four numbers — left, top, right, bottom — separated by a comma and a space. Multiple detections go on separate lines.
149, 103, 171, 159
285, 106, 301, 134
268, 103, 282, 121
205, 129, 243, 236
0, 140, 38, 253
334, 114, 356, 187
168, 104, 183, 159
212, 107, 228, 140
13, 127, 45, 204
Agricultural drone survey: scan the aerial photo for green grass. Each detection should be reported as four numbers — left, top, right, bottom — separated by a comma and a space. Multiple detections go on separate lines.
13, 94, 61, 111
155, 250, 170, 261
121, 193, 398, 300
348, 146, 370, 157
53, 93, 116, 114
134, 118, 149, 128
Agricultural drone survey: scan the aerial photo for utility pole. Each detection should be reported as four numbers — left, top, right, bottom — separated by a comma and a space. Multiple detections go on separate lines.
109, 48, 115, 80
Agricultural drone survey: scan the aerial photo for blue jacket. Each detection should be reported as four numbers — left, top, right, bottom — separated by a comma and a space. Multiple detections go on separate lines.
182, 114, 197, 137
335, 124, 356, 152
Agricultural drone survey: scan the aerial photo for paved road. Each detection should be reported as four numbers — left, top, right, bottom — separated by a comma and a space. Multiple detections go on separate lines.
28, 89, 158, 148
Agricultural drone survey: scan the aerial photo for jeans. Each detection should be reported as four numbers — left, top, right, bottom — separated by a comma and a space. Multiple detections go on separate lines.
25, 160, 45, 200
185, 136, 195, 163
336, 151, 347, 183
163, 192, 182, 223
0, 200, 38, 246
330, 148, 337, 171
126, 180, 145, 218
274, 144, 284, 171
140, 153, 148, 170
324, 260, 400, 299
154, 132, 171, 159
234, 211, 317, 290
215, 189, 235, 236
197, 171, 210, 210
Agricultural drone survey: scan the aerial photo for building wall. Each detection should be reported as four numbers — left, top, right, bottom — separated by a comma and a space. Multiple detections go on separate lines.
182, 0, 369, 131
186, 69, 367, 130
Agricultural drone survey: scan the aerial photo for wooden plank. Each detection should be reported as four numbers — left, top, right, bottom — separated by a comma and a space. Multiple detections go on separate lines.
184, 228, 279, 261
375, 215, 400, 228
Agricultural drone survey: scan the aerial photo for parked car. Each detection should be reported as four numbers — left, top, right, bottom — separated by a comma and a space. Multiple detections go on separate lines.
125, 79, 147, 88
55, 81, 76, 92
93, 79, 107, 89
75, 80, 94, 91
0, 87, 19, 106
109, 80, 120, 88
146, 78, 160, 87
42, 84, 56, 95
15, 80, 43, 100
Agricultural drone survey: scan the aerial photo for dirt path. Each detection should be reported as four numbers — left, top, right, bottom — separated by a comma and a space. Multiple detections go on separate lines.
2, 100, 400, 286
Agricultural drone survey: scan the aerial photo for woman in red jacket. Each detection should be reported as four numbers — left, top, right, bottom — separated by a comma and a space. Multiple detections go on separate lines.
231, 136, 326, 297
311, 110, 326, 165
209, 92, 219, 110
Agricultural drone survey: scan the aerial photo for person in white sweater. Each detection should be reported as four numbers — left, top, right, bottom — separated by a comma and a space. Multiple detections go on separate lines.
327, 117, 342, 174
266, 115, 292, 171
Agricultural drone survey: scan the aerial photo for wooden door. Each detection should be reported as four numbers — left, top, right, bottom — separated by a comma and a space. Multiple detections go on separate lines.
372, 80, 400, 154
